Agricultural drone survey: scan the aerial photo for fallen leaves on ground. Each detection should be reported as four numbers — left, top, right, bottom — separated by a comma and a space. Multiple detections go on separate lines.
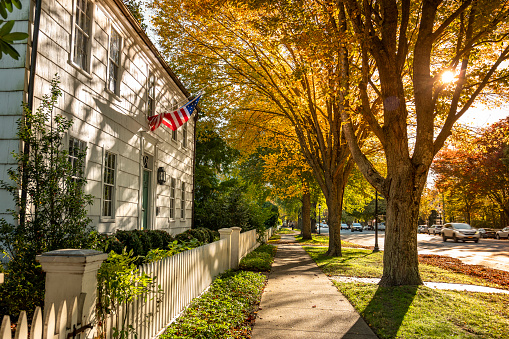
418, 254, 509, 287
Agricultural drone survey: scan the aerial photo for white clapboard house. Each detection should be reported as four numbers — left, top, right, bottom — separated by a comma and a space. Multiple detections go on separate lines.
0, 0, 196, 234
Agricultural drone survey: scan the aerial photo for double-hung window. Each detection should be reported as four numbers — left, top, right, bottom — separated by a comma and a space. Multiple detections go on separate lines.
180, 182, 185, 219
170, 177, 176, 219
108, 28, 121, 94
69, 137, 87, 181
103, 152, 116, 218
73, 0, 92, 71
171, 98, 177, 141
147, 74, 155, 116
182, 123, 188, 148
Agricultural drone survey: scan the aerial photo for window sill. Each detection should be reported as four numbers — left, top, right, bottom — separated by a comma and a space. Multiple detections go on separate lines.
105, 87, 122, 102
68, 60, 93, 80
100, 217, 116, 223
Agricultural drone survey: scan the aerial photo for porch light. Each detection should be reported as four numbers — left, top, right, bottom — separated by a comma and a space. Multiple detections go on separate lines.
157, 167, 167, 185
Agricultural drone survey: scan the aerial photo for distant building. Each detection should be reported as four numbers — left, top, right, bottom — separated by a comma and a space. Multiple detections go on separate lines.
0, 0, 195, 235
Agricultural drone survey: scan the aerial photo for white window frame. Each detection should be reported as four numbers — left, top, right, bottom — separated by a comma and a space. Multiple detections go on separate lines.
69, 137, 87, 182
182, 123, 188, 148
171, 98, 178, 141
102, 151, 117, 220
70, 0, 94, 74
147, 73, 156, 117
169, 177, 175, 220
180, 181, 185, 220
107, 26, 122, 95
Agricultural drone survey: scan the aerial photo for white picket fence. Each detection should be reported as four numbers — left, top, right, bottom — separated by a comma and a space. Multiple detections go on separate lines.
1, 295, 87, 339
1, 227, 273, 339
108, 238, 231, 339
239, 229, 259, 261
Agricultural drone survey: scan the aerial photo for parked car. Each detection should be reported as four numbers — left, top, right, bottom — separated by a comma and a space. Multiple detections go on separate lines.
341, 223, 349, 230
418, 225, 428, 233
478, 228, 497, 238
363, 225, 373, 231
441, 223, 480, 243
428, 224, 442, 235
351, 223, 363, 232
377, 223, 386, 231
496, 227, 509, 239
321, 223, 329, 228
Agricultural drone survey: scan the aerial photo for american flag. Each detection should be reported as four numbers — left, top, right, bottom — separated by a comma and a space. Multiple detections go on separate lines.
148, 95, 201, 131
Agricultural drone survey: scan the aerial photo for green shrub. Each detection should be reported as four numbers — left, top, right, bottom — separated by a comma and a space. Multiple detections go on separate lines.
175, 231, 194, 243
96, 250, 161, 339
115, 231, 144, 257
135, 230, 154, 256
0, 78, 93, 318
161, 270, 265, 339
153, 230, 173, 248
187, 229, 203, 243
239, 244, 276, 272
149, 231, 163, 249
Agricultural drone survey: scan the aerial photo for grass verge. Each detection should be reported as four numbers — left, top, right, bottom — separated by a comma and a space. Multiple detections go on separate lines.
304, 246, 508, 288
276, 227, 297, 234
335, 282, 509, 338
267, 234, 281, 243
239, 244, 277, 271
295, 234, 369, 249
161, 244, 276, 338
304, 246, 509, 338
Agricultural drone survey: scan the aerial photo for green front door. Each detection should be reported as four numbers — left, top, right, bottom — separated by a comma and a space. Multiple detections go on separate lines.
142, 170, 150, 229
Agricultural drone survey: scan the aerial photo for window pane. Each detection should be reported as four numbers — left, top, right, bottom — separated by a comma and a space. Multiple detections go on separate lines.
102, 151, 116, 217
73, 0, 91, 71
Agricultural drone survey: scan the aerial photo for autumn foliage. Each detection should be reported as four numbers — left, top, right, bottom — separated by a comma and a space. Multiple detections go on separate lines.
433, 117, 509, 225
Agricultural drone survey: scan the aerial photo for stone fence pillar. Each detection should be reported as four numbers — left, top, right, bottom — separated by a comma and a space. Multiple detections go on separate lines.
36, 249, 108, 328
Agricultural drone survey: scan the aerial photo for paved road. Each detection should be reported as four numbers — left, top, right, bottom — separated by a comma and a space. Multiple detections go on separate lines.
339, 230, 509, 272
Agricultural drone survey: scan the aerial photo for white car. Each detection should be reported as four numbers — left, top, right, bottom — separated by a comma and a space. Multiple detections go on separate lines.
351, 223, 363, 232
441, 223, 480, 243
377, 223, 385, 231
341, 223, 349, 230
428, 224, 443, 235
496, 227, 509, 239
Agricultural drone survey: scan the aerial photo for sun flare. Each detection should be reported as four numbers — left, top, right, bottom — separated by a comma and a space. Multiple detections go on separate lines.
441, 70, 456, 83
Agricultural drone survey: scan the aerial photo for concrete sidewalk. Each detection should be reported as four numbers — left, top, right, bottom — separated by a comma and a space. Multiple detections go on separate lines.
251, 234, 378, 339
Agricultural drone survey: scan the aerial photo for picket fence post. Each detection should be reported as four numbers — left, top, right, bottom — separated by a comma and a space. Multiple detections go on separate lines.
218, 228, 233, 269
36, 249, 108, 338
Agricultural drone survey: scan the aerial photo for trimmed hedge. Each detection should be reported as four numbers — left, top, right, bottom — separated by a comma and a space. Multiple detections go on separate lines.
95, 227, 219, 262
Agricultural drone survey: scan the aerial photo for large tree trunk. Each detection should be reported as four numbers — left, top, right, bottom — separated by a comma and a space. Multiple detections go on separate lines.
326, 183, 345, 257
302, 190, 312, 240
379, 166, 426, 286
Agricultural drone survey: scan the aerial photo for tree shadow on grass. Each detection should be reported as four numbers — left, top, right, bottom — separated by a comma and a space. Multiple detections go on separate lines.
361, 285, 418, 338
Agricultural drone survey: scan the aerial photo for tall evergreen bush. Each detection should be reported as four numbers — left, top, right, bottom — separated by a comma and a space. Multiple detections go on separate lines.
0, 77, 93, 316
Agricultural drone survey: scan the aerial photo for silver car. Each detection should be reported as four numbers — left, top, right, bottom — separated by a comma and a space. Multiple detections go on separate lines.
441, 223, 480, 243
496, 227, 509, 239
351, 223, 363, 232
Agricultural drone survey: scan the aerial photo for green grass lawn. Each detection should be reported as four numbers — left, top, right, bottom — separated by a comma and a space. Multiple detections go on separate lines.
336, 282, 509, 339
276, 227, 297, 234
304, 246, 507, 288
304, 246, 509, 338
295, 234, 368, 249
267, 234, 281, 243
